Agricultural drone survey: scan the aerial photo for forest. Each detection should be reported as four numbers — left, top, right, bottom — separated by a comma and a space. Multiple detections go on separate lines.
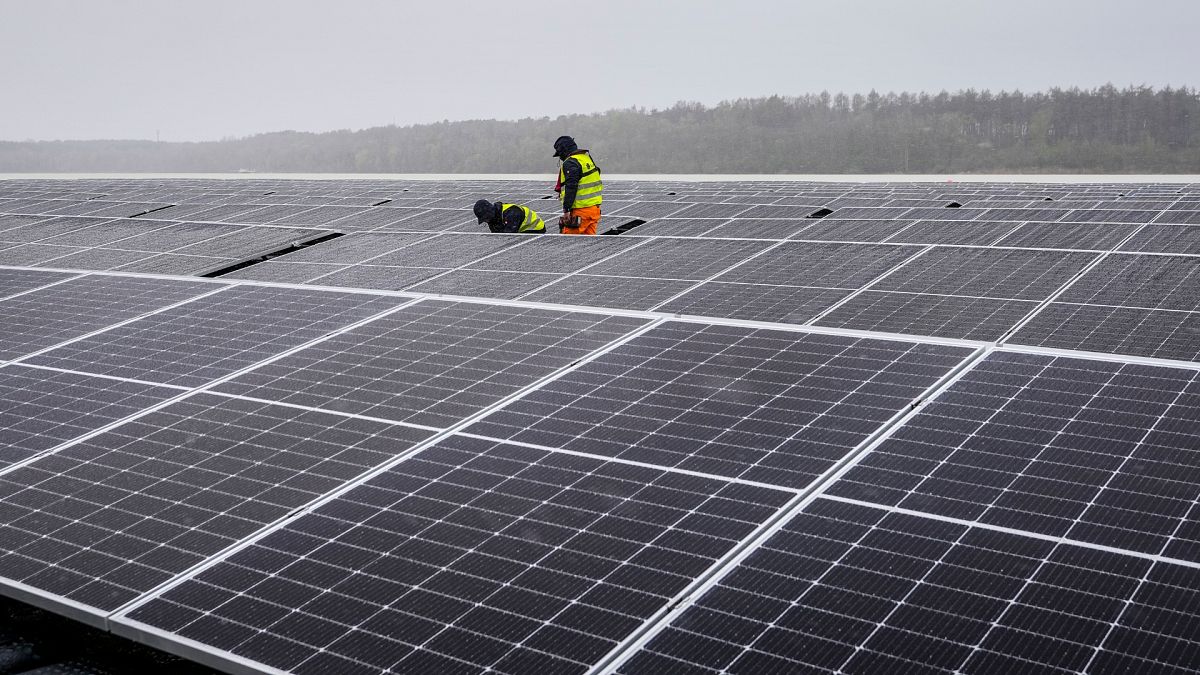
2, 85, 1197, 174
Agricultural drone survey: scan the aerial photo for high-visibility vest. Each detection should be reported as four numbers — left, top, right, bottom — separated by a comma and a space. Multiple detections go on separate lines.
501, 203, 545, 233
559, 152, 603, 209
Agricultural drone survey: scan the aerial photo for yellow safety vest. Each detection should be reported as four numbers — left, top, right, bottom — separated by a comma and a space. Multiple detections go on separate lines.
501, 203, 545, 233
559, 152, 603, 209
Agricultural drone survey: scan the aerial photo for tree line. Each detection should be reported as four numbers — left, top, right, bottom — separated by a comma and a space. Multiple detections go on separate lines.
2, 85, 1197, 173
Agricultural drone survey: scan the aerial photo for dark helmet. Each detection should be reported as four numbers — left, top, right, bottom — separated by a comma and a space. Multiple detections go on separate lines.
473, 199, 497, 224
552, 135, 578, 158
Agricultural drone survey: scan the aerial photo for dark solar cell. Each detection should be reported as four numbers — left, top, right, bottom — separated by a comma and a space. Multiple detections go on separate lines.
1056, 254, 1200, 311
1062, 209, 1161, 223
714, 242, 919, 288
0, 268, 73, 298
793, 218, 914, 243
0, 217, 105, 243
300, 264, 445, 291
110, 222, 243, 252
583, 239, 770, 280
736, 205, 824, 219
268, 206, 369, 226
0, 243, 85, 266
1009, 303, 1200, 362
26, 286, 402, 388
815, 291, 1039, 341
404, 269, 565, 299
470, 323, 970, 489
873, 248, 1097, 300
977, 207, 1071, 221
607, 201, 691, 219
831, 352, 1200, 557
124, 435, 792, 674
172, 227, 326, 259
0, 275, 214, 361
0, 393, 432, 610
519, 274, 699, 311
114, 253, 236, 276
364, 234, 519, 268
614, 219, 722, 237
622, 497, 1199, 675
992, 221, 1141, 250
702, 218, 818, 239
1119, 224, 1200, 255
1153, 210, 1200, 225
221, 261, 346, 284
897, 207, 988, 221
32, 247, 158, 271
656, 282, 850, 324
887, 220, 1017, 246
269, 232, 434, 265
214, 300, 646, 428
667, 203, 754, 219
36, 220, 160, 247
230, 205, 317, 224
466, 236, 641, 274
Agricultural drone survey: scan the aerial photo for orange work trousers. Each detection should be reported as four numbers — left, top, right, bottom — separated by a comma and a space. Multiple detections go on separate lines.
561, 205, 600, 235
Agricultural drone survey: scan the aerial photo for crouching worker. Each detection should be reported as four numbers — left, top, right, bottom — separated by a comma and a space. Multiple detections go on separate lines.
473, 200, 545, 234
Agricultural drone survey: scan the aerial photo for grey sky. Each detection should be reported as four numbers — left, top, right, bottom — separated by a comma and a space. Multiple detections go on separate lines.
2, 0, 1196, 142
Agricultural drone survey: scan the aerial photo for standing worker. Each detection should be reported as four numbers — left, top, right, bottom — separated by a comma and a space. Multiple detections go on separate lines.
553, 136, 602, 235
473, 199, 545, 234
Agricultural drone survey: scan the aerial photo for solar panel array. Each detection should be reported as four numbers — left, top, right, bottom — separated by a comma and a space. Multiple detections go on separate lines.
1, 176, 1199, 674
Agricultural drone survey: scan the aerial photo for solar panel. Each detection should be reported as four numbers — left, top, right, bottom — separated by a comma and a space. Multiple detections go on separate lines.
212, 300, 648, 428
618, 497, 1199, 674
519, 274, 701, 311
121, 434, 793, 674
870, 248, 1098, 300
0, 276, 217, 361
464, 237, 642, 274
830, 352, 1200, 556
0, 176, 1198, 675
656, 283, 851, 324
34, 248, 159, 272
0, 393, 433, 611
794, 218, 914, 243
1119, 224, 1200, 255
221, 261, 346, 284
0, 268, 73, 299
582, 239, 771, 280
886, 220, 1017, 246
991, 221, 1141, 250
24, 285, 402, 387
469, 323, 971, 489
1053, 253, 1199, 311
0, 365, 181, 469
1009, 303, 1200, 362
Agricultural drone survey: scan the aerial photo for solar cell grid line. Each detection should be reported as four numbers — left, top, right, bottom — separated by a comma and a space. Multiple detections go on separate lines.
211, 300, 652, 427
1049, 253, 1200, 312
644, 238, 792, 312
0, 294, 427, 487
578, 238, 773, 284
468, 322, 974, 489
23, 284, 408, 388
389, 234, 541, 292
610, 497, 1200, 675
864, 247, 1100, 301
117, 435, 795, 675
793, 218, 917, 243
881, 219, 1022, 247
0, 267, 82, 302
0, 392, 437, 620
803, 245, 935, 325
0, 275, 227, 364
1007, 303, 1200, 365
825, 352, 1200, 559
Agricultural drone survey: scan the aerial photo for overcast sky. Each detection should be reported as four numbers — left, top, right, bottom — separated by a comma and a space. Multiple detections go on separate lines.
2, 0, 1196, 142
